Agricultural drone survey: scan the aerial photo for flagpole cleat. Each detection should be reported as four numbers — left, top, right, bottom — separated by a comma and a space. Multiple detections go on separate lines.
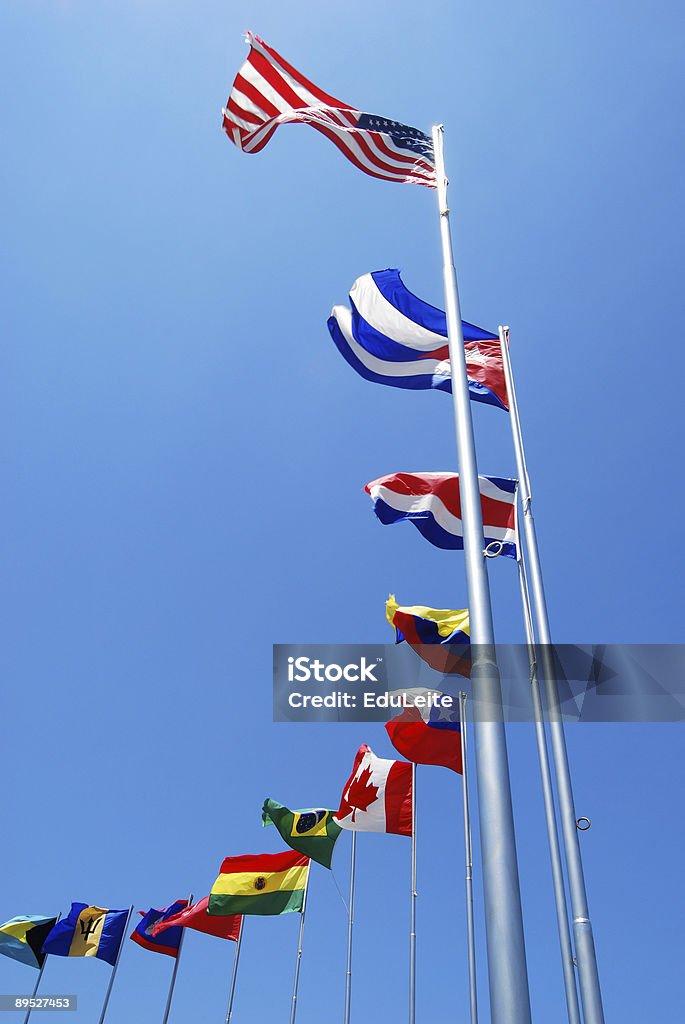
484, 541, 504, 558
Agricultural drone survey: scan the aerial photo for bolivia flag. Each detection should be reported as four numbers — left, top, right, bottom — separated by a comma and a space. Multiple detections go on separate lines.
208, 851, 309, 917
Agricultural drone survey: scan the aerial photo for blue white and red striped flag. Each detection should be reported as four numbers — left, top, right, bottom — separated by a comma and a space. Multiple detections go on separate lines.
222, 34, 435, 188
328, 270, 508, 410
365, 472, 518, 558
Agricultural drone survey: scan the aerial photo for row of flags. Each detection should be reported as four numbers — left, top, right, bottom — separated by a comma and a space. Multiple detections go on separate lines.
0, 31, 539, 1022
0, 699, 466, 971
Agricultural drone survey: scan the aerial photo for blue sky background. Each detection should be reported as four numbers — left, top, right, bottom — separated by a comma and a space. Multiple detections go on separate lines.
2, 1, 684, 1021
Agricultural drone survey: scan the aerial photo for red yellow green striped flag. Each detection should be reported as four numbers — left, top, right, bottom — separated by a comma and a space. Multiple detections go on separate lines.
208, 851, 309, 917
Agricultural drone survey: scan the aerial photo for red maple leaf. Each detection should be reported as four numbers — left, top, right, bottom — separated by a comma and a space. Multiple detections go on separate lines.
339, 764, 379, 822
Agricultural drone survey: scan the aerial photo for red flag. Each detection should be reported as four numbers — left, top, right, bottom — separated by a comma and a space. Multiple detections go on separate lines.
151, 896, 241, 942
386, 700, 463, 774
335, 744, 412, 836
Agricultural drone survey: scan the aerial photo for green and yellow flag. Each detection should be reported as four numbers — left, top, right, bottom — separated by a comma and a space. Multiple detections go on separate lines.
262, 798, 342, 869
208, 851, 309, 917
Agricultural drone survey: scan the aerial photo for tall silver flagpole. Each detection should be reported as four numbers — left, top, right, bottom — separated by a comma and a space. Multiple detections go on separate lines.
23, 914, 61, 1024
431, 124, 532, 1024
458, 692, 478, 1024
516, 555, 582, 1024
409, 763, 417, 1024
343, 832, 356, 1024
499, 325, 605, 1024
161, 894, 193, 1024
288, 869, 310, 1024
97, 905, 134, 1024
224, 917, 245, 1024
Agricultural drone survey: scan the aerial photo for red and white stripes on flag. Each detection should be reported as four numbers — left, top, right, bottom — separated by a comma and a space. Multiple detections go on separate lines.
335, 744, 413, 836
222, 33, 436, 188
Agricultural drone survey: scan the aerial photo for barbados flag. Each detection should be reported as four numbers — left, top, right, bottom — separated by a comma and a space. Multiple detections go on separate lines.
42, 904, 128, 967
0, 916, 57, 968
386, 596, 471, 677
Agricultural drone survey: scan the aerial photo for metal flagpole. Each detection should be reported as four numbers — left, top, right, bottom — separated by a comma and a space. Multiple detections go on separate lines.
431, 124, 532, 1024
288, 868, 310, 1024
409, 763, 417, 1024
224, 917, 245, 1024
499, 324, 605, 1024
343, 832, 356, 1024
516, 556, 582, 1024
97, 905, 134, 1024
458, 692, 478, 1024
23, 914, 61, 1024
161, 893, 192, 1024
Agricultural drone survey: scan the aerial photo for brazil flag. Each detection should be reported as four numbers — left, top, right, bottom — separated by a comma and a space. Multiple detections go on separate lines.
262, 798, 342, 869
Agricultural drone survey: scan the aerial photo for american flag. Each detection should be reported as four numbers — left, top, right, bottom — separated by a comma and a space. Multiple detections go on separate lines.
222, 33, 436, 188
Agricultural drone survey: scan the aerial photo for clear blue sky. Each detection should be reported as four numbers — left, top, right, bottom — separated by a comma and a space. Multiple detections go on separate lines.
2, 1, 684, 1021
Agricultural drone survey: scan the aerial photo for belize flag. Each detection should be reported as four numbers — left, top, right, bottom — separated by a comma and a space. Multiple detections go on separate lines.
130, 901, 189, 958
385, 690, 463, 773
366, 472, 519, 559
328, 269, 508, 409
386, 596, 471, 677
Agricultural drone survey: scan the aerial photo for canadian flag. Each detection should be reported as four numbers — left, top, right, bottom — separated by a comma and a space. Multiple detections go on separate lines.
334, 744, 413, 836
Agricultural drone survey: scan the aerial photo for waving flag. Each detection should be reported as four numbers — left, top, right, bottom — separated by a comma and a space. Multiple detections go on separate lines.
0, 916, 57, 969
152, 898, 241, 942
209, 851, 309, 918
335, 744, 412, 836
386, 690, 463, 773
222, 34, 435, 187
42, 905, 128, 967
130, 901, 188, 958
386, 595, 471, 676
366, 472, 518, 558
328, 269, 508, 409
262, 799, 342, 869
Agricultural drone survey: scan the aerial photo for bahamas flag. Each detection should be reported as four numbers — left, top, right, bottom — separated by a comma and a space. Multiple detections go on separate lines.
386, 595, 471, 676
0, 916, 57, 968
208, 851, 309, 917
262, 799, 342, 869
42, 905, 129, 967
